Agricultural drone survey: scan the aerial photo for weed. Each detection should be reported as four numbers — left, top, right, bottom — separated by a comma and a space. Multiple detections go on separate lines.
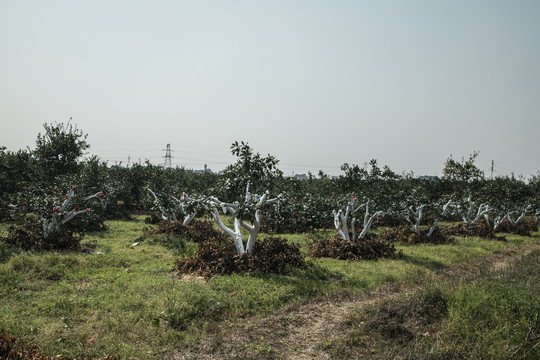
325, 250, 540, 360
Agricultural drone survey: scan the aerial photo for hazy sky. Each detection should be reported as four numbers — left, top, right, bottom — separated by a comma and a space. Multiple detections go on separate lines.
1, 1, 539, 177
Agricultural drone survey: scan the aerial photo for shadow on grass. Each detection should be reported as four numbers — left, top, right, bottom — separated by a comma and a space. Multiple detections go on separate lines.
237, 262, 346, 300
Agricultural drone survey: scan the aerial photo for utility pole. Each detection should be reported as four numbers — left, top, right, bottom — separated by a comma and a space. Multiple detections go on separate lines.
127, 155, 131, 168
491, 160, 494, 179
163, 144, 173, 168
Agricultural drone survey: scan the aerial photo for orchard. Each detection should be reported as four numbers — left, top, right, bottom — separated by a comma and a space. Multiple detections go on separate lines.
1, 122, 539, 260
1, 122, 539, 360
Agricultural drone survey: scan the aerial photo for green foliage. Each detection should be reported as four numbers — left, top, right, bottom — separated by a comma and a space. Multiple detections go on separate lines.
104, 162, 218, 212
0, 147, 34, 195
442, 151, 484, 183
2, 215, 82, 251
0, 242, 13, 263
33, 122, 90, 180
218, 141, 283, 201
261, 191, 334, 233
141, 219, 228, 253
0, 147, 35, 221
339, 160, 402, 210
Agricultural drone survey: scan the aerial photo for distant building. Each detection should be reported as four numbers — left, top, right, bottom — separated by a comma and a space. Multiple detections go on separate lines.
418, 175, 440, 181
192, 164, 213, 174
293, 174, 309, 181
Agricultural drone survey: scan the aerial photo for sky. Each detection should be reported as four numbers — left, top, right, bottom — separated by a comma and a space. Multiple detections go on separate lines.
1, 0, 539, 177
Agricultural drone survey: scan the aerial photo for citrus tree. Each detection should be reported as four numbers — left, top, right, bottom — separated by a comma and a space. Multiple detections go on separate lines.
206, 142, 283, 254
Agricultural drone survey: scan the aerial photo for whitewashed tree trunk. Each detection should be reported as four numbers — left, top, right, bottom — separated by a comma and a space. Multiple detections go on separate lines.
357, 201, 387, 239
470, 203, 491, 226
42, 188, 102, 238
333, 199, 364, 241
351, 218, 357, 241
147, 188, 196, 225
460, 196, 491, 227
333, 208, 350, 241
404, 200, 451, 238
493, 214, 508, 231
207, 185, 279, 254
333, 199, 387, 241
209, 205, 245, 253
148, 188, 170, 222
426, 200, 452, 237
404, 205, 425, 236
507, 205, 533, 226
175, 193, 196, 226
243, 210, 261, 254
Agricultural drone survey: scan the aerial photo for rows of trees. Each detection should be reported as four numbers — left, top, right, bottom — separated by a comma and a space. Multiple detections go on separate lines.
1, 122, 539, 254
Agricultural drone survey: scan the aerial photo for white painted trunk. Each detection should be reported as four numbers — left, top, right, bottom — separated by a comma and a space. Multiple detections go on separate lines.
208, 190, 278, 254
243, 211, 261, 254
351, 218, 357, 241
337, 205, 351, 241
333, 209, 350, 241
333, 201, 364, 241
507, 206, 532, 226
85, 192, 107, 210
42, 188, 94, 238
210, 207, 245, 253
183, 212, 196, 226
469, 203, 491, 226
233, 218, 245, 254
358, 211, 384, 239
426, 219, 439, 237
404, 205, 424, 236
493, 215, 507, 231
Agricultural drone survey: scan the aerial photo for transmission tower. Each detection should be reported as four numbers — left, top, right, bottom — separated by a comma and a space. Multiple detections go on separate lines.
163, 144, 174, 168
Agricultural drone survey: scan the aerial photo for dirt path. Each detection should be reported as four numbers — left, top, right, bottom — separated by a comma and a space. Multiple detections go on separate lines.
173, 241, 540, 360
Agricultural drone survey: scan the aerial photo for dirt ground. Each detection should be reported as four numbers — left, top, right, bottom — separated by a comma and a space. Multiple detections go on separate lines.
172, 241, 540, 360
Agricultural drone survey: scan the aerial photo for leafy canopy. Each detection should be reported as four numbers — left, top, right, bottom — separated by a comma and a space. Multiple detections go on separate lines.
218, 141, 283, 201
33, 121, 89, 178
442, 151, 484, 183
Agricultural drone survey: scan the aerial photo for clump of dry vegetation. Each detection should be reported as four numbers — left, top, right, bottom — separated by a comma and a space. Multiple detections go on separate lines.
307, 235, 402, 261
176, 236, 306, 278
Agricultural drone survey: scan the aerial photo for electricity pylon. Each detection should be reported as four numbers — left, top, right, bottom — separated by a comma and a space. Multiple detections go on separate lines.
163, 144, 173, 168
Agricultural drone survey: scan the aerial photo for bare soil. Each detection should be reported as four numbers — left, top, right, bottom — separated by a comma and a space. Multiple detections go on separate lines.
172, 241, 540, 360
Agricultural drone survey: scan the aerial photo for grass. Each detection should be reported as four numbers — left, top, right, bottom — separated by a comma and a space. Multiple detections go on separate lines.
0, 216, 538, 359
324, 248, 540, 359
440, 250, 540, 359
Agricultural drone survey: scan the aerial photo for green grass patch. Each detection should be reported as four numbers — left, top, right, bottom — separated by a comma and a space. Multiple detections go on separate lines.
0, 217, 538, 359
323, 249, 540, 360
440, 249, 540, 359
